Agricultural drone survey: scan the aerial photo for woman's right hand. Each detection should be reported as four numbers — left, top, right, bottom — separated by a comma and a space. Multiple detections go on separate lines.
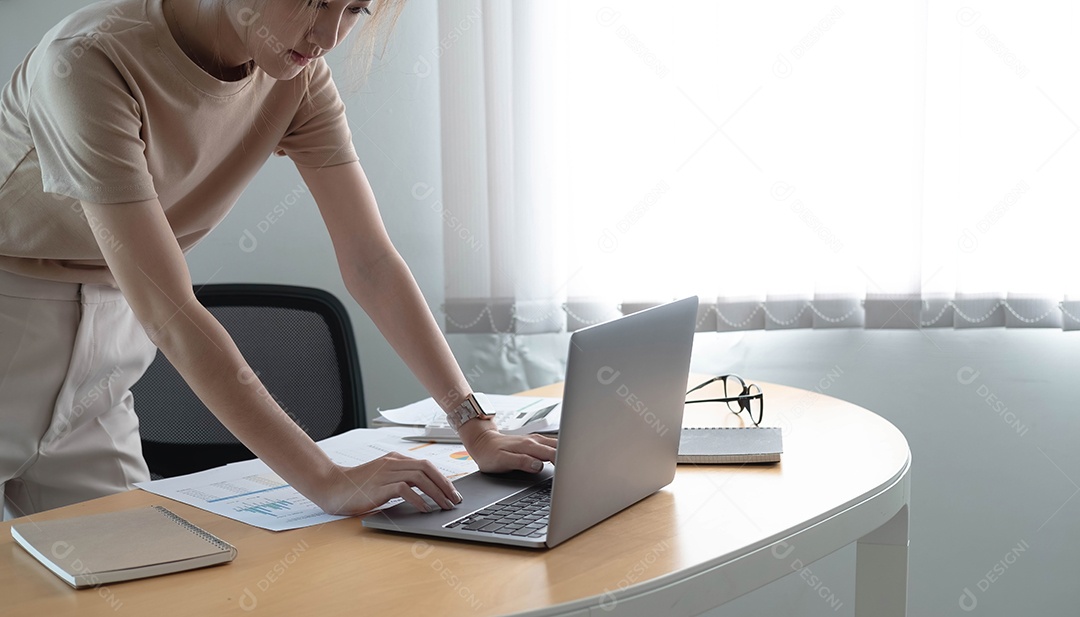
314, 452, 463, 516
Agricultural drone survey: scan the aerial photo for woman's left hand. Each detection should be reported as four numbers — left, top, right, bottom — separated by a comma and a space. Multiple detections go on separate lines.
459, 421, 557, 473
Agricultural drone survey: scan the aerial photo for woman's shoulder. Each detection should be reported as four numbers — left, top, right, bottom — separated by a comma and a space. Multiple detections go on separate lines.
24, 0, 163, 93
28, 0, 153, 80
284, 56, 344, 102
42, 0, 149, 44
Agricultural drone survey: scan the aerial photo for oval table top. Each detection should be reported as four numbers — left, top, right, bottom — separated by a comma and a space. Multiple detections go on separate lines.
0, 376, 910, 617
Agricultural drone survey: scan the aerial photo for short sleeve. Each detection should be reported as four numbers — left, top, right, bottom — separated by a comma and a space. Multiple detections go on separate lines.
26, 36, 157, 204
276, 59, 360, 168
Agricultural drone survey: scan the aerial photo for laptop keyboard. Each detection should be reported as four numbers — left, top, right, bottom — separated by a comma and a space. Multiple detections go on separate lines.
445, 479, 552, 538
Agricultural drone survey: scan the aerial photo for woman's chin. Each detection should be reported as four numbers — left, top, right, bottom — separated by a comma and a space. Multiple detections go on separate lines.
257, 60, 306, 81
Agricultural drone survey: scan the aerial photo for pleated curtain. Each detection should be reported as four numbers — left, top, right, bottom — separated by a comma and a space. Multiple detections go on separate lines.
435, 0, 1080, 333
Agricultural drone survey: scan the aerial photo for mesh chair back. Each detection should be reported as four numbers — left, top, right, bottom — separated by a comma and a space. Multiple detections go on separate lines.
131, 284, 364, 479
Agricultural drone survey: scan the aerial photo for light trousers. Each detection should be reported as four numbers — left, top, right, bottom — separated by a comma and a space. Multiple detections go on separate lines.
0, 268, 157, 520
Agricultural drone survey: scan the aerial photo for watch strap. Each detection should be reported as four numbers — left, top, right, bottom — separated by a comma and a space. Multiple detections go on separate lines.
447, 392, 494, 431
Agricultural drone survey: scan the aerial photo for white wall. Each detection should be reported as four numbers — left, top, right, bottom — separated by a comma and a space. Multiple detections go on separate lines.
0, 1, 90, 62
5, 2, 1078, 616
691, 328, 1080, 617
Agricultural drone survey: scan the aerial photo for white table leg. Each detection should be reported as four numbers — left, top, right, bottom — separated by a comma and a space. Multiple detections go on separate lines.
854, 503, 908, 617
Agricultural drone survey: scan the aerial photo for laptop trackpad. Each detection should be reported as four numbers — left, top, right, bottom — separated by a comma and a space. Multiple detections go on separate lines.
366, 465, 555, 527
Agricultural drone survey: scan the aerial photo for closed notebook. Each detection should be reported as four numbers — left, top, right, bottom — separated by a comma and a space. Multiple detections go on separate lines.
10, 505, 236, 588
678, 427, 783, 464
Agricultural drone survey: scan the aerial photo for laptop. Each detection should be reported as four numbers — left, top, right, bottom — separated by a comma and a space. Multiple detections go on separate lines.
362, 296, 699, 548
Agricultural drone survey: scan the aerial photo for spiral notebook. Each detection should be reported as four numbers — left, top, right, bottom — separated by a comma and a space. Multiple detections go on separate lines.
10, 505, 236, 588
678, 427, 783, 464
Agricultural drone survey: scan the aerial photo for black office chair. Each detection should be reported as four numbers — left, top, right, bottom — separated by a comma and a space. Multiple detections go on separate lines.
131, 284, 365, 480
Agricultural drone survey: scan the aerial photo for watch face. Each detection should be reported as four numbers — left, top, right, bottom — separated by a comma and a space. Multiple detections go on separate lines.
468, 395, 494, 419
472, 392, 493, 416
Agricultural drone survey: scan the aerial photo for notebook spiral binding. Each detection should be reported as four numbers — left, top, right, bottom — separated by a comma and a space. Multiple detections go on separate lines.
152, 505, 234, 552
683, 427, 771, 430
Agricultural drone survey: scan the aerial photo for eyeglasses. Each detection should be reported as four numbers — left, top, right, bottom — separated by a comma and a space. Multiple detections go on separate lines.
685, 374, 764, 426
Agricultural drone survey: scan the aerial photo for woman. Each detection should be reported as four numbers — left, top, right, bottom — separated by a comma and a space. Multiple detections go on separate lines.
0, 0, 556, 521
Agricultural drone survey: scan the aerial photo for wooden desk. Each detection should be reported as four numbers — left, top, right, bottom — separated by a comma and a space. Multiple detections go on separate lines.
1, 377, 910, 616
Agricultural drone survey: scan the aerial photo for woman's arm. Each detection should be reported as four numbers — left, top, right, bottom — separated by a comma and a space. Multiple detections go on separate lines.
80, 197, 460, 515
297, 161, 557, 471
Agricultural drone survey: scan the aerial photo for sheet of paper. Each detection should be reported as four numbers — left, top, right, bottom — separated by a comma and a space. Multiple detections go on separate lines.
316, 427, 480, 481
135, 427, 480, 531
375, 394, 561, 427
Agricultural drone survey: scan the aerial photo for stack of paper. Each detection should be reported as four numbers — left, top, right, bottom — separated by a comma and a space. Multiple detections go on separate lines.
372, 394, 562, 436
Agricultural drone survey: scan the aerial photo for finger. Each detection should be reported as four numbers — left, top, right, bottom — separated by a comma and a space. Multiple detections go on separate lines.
390, 481, 432, 513
418, 459, 463, 504
507, 453, 547, 473
363, 454, 453, 511
391, 468, 458, 510
386, 457, 461, 507
529, 434, 559, 448
511, 438, 558, 462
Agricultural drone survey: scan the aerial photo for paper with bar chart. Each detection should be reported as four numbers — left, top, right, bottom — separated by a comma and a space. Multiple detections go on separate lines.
134, 427, 480, 531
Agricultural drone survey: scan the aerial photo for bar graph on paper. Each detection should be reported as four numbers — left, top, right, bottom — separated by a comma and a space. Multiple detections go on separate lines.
235, 497, 300, 517
156, 469, 345, 530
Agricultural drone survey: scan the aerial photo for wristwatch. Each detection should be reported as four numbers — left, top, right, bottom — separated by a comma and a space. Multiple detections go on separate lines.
446, 392, 495, 431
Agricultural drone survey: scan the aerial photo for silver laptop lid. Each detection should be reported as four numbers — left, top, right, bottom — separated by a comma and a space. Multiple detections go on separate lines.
545, 296, 698, 547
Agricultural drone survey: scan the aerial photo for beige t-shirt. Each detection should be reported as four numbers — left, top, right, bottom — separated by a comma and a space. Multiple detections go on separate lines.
0, 0, 360, 287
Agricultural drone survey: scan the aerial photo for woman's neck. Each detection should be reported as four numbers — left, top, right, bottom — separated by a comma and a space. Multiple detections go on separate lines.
164, 0, 253, 81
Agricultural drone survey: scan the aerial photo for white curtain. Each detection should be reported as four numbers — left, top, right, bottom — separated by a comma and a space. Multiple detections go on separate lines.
436, 0, 1080, 333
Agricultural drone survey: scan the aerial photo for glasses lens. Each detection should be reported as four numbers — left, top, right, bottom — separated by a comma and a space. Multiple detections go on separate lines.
746, 384, 763, 425
722, 375, 747, 413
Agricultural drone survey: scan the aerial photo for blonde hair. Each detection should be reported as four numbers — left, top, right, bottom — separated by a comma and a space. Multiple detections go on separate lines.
341, 0, 407, 93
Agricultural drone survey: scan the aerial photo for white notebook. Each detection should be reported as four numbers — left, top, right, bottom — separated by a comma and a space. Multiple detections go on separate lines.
11, 505, 236, 588
678, 427, 783, 464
